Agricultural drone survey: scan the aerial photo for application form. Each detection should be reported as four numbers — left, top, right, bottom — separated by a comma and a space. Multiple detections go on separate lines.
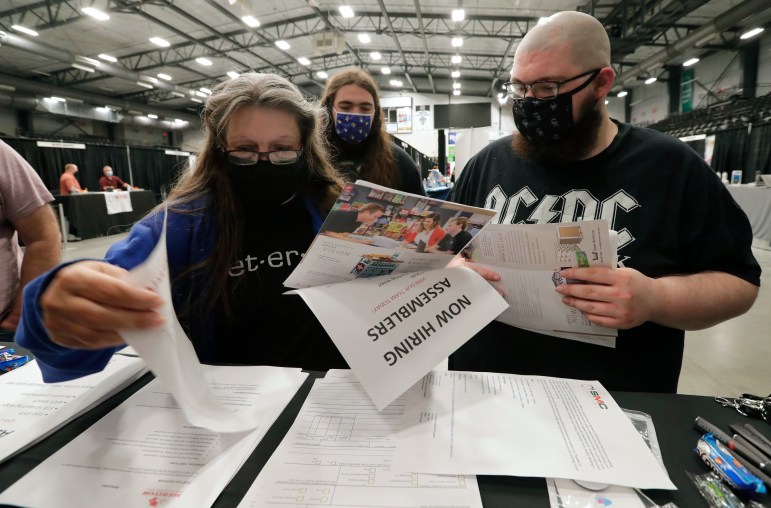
393, 371, 676, 490
0, 355, 146, 463
0, 366, 307, 508
238, 372, 482, 507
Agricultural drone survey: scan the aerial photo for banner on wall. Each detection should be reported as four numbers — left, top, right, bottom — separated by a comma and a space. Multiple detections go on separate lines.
414, 105, 433, 131
396, 107, 412, 133
680, 68, 694, 113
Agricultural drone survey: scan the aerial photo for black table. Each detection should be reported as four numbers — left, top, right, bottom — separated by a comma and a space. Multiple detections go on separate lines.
1, 373, 769, 507
54, 190, 156, 240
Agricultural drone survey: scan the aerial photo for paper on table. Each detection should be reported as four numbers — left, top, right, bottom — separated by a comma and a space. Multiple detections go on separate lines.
0, 365, 307, 508
238, 373, 482, 508
392, 371, 676, 490
118, 212, 266, 432
290, 267, 508, 410
0, 355, 146, 464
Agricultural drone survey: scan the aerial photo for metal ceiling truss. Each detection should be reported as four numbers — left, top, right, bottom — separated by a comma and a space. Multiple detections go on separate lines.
1, 0, 757, 112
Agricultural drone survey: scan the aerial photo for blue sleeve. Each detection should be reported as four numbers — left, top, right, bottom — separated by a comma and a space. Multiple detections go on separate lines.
15, 212, 165, 382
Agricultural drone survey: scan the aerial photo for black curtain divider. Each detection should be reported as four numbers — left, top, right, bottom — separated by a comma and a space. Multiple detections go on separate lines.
1, 136, 190, 197
710, 127, 750, 181
747, 122, 771, 177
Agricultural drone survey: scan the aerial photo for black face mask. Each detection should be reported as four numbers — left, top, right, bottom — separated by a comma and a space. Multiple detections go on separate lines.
228, 160, 306, 206
512, 71, 599, 144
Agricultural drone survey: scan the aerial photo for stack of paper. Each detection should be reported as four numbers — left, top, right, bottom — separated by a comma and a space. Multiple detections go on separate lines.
0, 354, 147, 464
0, 365, 308, 508
238, 370, 482, 507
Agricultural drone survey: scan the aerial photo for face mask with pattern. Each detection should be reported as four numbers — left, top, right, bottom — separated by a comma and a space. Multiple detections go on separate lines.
333, 110, 373, 144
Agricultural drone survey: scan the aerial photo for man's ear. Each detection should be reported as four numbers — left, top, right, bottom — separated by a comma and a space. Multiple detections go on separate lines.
593, 67, 616, 100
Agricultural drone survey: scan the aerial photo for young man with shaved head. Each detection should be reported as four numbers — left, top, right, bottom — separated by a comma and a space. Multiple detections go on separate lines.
450, 11, 760, 393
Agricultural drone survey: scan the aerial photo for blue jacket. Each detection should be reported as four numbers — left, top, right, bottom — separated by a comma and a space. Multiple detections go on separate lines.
17, 195, 325, 383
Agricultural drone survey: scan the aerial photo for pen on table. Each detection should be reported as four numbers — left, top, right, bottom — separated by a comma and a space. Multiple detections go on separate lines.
744, 423, 771, 449
694, 417, 771, 486
730, 423, 771, 460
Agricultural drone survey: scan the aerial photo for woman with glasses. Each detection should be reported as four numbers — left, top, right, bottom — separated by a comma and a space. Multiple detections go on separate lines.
320, 68, 425, 196
16, 72, 352, 381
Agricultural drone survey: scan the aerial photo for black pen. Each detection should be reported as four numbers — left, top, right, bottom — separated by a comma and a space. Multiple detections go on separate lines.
695, 417, 771, 478
744, 424, 771, 449
731, 423, 771, 459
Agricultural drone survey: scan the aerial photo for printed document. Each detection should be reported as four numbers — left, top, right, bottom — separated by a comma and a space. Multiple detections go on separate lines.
284, 181, 507, 409
0, 354, 146, 464
392, 371, 675, 490
467, 221, 618, 346
238, 372, 482, 508
292, 267, 508, 410
118, 209, 270, 432
0, 365, 307, 508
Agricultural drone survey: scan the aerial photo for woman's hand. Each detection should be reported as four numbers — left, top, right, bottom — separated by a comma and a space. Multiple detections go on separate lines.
41, 261, 164, 349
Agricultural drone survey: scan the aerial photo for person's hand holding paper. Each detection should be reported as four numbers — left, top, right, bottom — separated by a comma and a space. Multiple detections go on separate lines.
41, 261, 164, 349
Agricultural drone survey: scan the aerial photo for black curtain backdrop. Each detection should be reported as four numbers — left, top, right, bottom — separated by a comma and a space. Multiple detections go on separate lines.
747, 123, 771, 177
710, 127, 750, 182
1, 137, 190, 197
129, 148, 189, 200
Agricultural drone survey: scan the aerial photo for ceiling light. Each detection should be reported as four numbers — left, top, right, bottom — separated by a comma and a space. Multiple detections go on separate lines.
12, 25, 39, 37
617, 90, 628, 97
451, 70, 460, 78
150, 37, 170, 47
199, 87, 212, 94
241, 15, 260, 28
453, 90, 461, 96
157, 73, 172, 80
451, 37, 463, 47
191, 98, 203, 103
76, 55, 101, 66
451, 55, 462, 64
297, 57, 311, 66
740, 28, 764, 40
683, 58, 699, 67
227, 71, 240, 79
453, 82, 461, 89
140, 75, 158, 83
381, 67, 391, 74
339, 5, 355, 18
275, 40, 290, 50
136, 81, 154, 89
50, 96, 66, 102
358, 33, 371, 44
81, 7, 110, 20
644, 77, 657, 85
370, 51, 382, 60
497, 92, 504, 99
317, 71, 329, 79
147, 114, 158, 119
98, 53, 117, 63
96, 106, 111, 112
389, 80, 403, 87
451, 9, 465, 22
72, 63, 95, 73
196, 57, 213, 66
195, 91, 208, 98
170, 91, 186, 98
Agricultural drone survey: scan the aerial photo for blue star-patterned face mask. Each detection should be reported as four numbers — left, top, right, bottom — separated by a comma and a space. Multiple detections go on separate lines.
333, 110, 373, 144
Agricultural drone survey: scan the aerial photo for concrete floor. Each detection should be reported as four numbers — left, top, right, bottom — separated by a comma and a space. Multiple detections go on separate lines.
62, 232, 771, 398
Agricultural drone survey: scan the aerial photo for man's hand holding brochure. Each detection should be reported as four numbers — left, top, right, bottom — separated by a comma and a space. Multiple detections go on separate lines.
283, 180, 619, 409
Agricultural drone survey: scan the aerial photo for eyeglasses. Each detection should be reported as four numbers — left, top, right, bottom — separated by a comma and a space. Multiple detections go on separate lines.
503, 69, 601, 100
225, 149, 303, 166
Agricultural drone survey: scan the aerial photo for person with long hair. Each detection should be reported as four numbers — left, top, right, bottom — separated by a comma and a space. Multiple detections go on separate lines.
16, 72, 351, 381
402, 212, 445, 252
320, 68, 425, 195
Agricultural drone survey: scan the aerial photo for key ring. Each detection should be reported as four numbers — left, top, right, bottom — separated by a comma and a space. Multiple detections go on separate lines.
715, 394, 771, 422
